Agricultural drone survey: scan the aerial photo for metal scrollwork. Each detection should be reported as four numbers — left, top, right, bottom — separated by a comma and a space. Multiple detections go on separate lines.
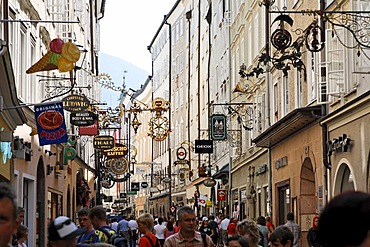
96, 73, 123, 92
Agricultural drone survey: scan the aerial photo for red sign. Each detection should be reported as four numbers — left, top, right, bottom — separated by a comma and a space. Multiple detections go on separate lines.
79, 121, 98, 136
217, 189, 227, 201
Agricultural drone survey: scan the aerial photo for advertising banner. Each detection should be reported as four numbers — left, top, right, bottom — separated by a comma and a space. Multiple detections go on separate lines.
35, 102, 68, 146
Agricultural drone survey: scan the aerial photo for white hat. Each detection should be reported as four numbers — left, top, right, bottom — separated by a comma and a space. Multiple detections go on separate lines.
48, 216, 84, 241
202, 217, 208, 221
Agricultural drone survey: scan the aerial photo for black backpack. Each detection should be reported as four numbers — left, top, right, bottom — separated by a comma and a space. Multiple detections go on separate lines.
258, 230, 265, 247
142, 235, 160, 247
98, 227, 128, 247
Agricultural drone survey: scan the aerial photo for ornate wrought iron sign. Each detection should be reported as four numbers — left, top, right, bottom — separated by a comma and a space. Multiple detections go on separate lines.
93, 136, 114, 150
211, 114, 227, 140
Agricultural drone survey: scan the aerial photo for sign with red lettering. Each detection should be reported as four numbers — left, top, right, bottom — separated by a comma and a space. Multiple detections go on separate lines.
79, 121, 99, 136
35, 102, 68, 146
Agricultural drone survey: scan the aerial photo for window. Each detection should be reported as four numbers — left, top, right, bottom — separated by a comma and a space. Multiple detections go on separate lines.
23, 180, 29, 226
326, 28, 345, 99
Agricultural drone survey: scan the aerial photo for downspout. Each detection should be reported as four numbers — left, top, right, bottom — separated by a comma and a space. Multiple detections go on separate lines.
320, 0, 329, 205
165, 19, 172, 214
227, 0, 233, 217
197, 0, 202, 175
90, 0, 95, 73
147, 46, 155, 200
206, 5, 212, 176
265, 1, 272, 218
186, 10, 192, 165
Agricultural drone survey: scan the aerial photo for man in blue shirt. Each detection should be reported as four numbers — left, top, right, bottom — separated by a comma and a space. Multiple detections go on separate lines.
117, 215, 131, 245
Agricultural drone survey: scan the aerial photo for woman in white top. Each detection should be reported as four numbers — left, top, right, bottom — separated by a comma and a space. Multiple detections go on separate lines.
153, 217, 166, 246
17, 225, 28, 247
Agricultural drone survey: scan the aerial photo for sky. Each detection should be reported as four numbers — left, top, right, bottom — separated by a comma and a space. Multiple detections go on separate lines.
100, 0, 177, 73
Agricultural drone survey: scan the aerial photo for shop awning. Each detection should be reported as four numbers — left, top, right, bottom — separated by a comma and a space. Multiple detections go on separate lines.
253, 106, 322, 148
212, 164, 229, 179
0, 40, 26, 128
149, 192, 169, 201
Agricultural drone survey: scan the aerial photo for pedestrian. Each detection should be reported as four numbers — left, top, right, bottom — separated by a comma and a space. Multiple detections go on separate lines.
89, 206, 126, 246
227, 218, 238, 238
208, 215, 219, 246
265, 216, 275, 237
236, 219, 260, 247
110, 218, 119, 232
153, 217, 166, 246
163, 220, 175, 239
128, 216, 138, 247
199, 217, 212, 236
317, 191, 370, 247
283, 213, 301, 247
16, 225, 28, 247
0, 182, 19, 247
117, 216, 131, 245
227, 235, 250, 247
306, 216, 320, 247
257, 216, 268, 247
137, 213, 160, 247
220, 215, 230, 246
77, 208, 96, 244
268, 226, 293, 247
12, 207, 25, 246
48, 216, 84, 247
164, 206, 214, 247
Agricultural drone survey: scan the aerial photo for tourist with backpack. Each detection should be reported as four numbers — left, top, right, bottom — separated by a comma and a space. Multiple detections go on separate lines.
137, 213, 161, 247
88, 206, 127, 247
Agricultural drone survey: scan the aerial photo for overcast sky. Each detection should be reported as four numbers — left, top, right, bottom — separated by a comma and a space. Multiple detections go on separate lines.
100, 0, 177, 73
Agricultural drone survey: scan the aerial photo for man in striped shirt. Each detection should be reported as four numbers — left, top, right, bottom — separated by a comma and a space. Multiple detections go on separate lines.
284, 212, 301, 247
164, 206, 214, 247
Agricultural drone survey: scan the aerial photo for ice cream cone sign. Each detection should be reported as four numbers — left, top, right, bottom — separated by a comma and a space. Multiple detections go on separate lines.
26, 38, 81, 74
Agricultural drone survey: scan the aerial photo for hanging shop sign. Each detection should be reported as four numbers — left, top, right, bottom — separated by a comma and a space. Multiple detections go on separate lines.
93, 135, 114, 150
26, 38, 81, 74
211, 114, 227, 140
0, 128, 11, 164
110, 158, 129, 175
70, 111, 97, 126
79, 121, 99, 136
104, 143, 128, 159
63, 147, 76, 165
131, 182, 140, 191
203, 178, 216, 187
217, 189, 227, 201
176, 147, 187, 160
35, 102, 68, 146
327, 134, 352, 156
141, 182, 148, 188
62, 94, 90, 112
195, 140, 213, 153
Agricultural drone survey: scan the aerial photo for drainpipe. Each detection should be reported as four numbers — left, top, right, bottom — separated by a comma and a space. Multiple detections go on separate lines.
227, 0, 233, 217
320, 0, 329, 206
265, 1, 272, 218
186, 10, 192, 164
165, 19, 172, 215
198, 0, 202, 172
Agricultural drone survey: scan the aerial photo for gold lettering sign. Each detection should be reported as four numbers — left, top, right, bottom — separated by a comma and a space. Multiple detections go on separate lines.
104, 143, 128, 159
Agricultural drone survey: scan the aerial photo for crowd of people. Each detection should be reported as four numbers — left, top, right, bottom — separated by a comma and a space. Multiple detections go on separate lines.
2, 181, 370, 247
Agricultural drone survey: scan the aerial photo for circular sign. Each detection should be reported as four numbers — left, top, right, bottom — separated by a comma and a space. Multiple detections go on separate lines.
141, 182, 148, 188
37, 110, 63, 130
62, 94, 90, 112
110, 158, 128, 175
203, 178, 216, 187
177, 147, 187, 160
170, 206, 176, 213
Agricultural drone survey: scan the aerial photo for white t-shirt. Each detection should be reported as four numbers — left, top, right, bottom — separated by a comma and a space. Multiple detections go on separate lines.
128, 219, 138, 230
154, 223, 166, 240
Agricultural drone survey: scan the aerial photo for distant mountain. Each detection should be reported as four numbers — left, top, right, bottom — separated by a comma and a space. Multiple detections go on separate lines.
98, 53, 150, 107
